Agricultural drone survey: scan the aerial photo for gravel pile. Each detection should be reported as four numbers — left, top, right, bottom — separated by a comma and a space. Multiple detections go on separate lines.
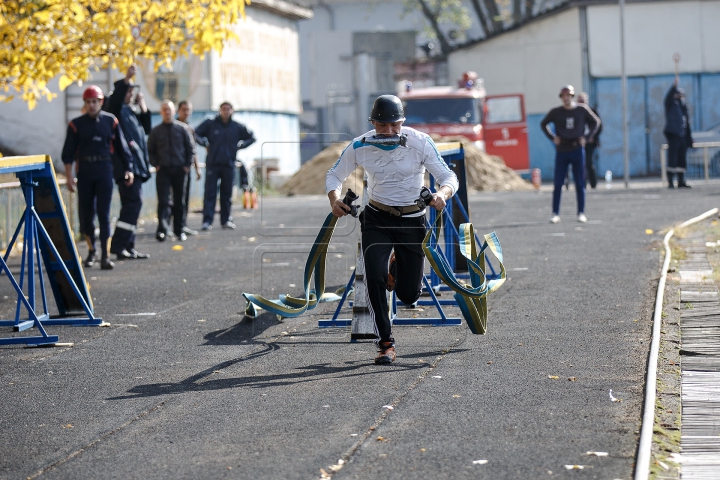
280, 136, 533, 195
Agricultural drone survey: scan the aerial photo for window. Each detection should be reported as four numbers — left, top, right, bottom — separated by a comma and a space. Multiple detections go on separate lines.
485, 96, 523, 124
403, 98, 481, 125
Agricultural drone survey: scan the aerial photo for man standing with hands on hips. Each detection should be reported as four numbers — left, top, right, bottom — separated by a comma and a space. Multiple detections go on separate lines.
326, 95, 458, 365
195, 102, 256, 231
541, 85, 600, 224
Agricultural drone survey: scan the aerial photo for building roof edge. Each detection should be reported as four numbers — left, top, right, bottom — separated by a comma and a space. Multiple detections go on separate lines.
249, 0, 314, 21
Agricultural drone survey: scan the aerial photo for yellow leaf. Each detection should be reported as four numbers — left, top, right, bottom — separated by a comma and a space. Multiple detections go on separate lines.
58, 75, 73, 91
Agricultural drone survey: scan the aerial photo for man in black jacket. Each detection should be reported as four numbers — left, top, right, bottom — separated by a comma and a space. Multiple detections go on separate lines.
107, 65, 152, 259
540, 85, 600, 224
664, 81, 694, 188
148, 100, 197, 242
577, 92, 602, 189
195, 102, 255, 230
62, 85, 133, 270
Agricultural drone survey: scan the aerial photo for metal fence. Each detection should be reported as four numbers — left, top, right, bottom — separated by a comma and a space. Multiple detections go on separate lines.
660, 142, 720, 183
0, 169, 207, 251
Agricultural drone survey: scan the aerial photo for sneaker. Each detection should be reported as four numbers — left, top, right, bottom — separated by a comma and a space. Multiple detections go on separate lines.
155, 232, 167, 242
549, 215, 560, 224
129, 249, 150, 259
178, 232, 188, 242
678, 183, 691, 189
577, 213, 587, 223
375, 342, 396, 365
201, 222, 212, 231
222, 221, 236, 230
84, 250, 97, 268
182, 226, 198, 236
100, 258, 115, 270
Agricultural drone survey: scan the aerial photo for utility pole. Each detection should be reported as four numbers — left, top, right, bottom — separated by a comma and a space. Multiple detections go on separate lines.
620, 0, 630, 187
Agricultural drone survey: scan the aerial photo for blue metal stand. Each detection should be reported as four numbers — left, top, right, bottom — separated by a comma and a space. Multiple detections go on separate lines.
1, 156, 103, 346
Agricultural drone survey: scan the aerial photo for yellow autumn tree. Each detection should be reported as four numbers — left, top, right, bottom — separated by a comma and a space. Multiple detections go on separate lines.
0, 0, 250, 110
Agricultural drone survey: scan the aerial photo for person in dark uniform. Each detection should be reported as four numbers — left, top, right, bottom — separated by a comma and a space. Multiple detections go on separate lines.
106, 65, 153, 257
176, 100, 202, 235
62, 85, 133, 270
664, 81, 694, 188
577, 92, 602, 189
541, 85, 600, 224
326, 95, 458, 364
148, 100, 196, 242
195, 102, 256, 231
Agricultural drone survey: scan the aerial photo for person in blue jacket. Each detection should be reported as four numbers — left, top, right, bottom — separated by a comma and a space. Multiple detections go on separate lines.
106, 65, 153, 258
195, 102, 255, 230
62, 85, 133, 271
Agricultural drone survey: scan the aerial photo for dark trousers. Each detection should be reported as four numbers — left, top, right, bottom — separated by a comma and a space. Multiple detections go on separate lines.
110, 179, 143, 253
553, 147, 585, 215
203, 165, 234, 225
584, 143, 598, 188
361, 206, 426, 344
156, 166, 187, 236
76, 161, 114, 253
665, 133, 687, 173
183, 170, 193, 223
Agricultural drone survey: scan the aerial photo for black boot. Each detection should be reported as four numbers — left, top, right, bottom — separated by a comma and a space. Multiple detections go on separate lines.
667, 172, 675, 189
678, 172, 691, 188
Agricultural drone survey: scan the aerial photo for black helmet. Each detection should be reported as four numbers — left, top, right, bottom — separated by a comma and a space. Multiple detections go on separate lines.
369, 95, 405, 123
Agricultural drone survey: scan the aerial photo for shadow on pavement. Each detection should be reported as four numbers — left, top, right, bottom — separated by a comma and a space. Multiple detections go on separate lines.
106, 348, 461, 401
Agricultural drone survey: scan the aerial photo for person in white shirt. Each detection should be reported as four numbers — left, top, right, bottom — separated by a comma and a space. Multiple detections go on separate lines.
326, 95, 459, 365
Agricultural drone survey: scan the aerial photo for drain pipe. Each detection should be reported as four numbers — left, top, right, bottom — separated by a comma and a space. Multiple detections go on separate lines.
635, 207, 718, 479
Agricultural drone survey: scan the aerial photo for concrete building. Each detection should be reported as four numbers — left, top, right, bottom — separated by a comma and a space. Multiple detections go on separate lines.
298, 0, 489, 161
448, 0, 720, 180
0, 0, 312, 184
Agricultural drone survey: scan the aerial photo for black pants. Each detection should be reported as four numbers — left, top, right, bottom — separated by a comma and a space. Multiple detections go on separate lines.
584, 143, 598, 189
361, 206, 426, 344
665, 132, 688, 173
203, 165, 234, 225
76, 161, 114, 252
183, 170, 193, 224
156, 166, 187, 236
110, 179, 143, 253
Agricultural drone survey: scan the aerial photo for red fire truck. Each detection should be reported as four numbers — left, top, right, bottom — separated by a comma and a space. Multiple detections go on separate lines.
399, 72, 530, 172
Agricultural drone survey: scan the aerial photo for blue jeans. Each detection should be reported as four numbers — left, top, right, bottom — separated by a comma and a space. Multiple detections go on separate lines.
552, 147, 585, 215
202, 165, 235, 225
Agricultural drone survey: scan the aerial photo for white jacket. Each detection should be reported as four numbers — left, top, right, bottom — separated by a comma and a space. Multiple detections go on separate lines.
326, 127, 458, 207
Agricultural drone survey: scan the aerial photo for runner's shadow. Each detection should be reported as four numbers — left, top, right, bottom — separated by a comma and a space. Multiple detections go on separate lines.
106, 348, 454, 401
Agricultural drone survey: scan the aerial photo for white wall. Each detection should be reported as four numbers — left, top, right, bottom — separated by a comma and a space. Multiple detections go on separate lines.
211, 8, 301, 114
587, 0, 720, 77
0, 78, 67, 162
448, 8, 584, 115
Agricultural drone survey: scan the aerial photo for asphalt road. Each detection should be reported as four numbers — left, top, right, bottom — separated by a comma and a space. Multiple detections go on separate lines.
1, 180, 718, 479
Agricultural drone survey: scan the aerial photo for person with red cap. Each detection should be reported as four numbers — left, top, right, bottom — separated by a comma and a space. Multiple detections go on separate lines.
541, 85, 601, 224
62, 85, 133, 270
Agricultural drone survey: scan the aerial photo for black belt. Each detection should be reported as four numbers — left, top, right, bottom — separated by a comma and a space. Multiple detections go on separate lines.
80, 155, 112, 163
369, 199, 422, 217
559, 138, 581, 147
